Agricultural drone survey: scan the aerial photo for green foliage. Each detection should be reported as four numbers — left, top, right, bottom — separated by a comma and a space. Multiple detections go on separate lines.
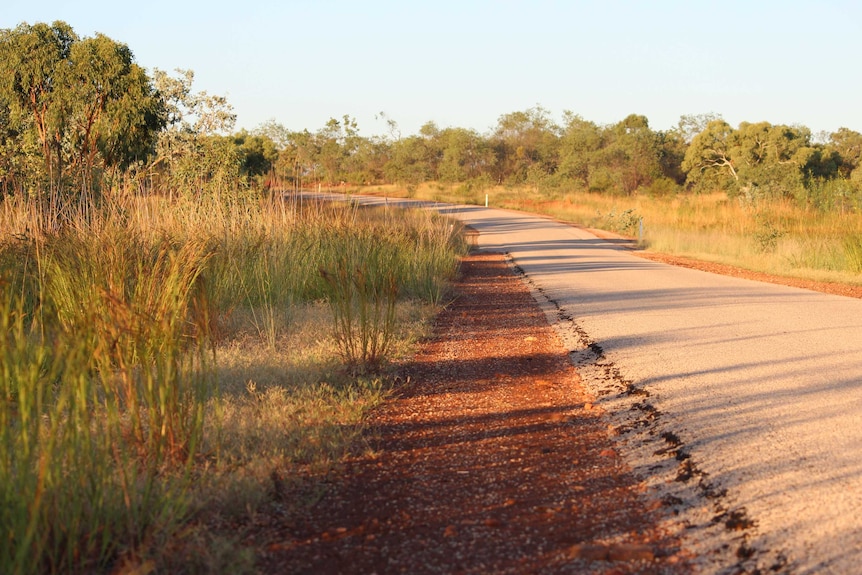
644, 176, 680, 198
321, 247, 398, 374
557, 113, 602, 188
602, 114, 663, 194
0, 228, 211, 573
596, 208, 641, 235
437, 127, 494, 183
385, 135, 435, 189
162, 134, 246, 199
233, 130, 279, 187
3, 17, 862, 248
0, 21, 165, 199
682, 119, 739, 193
509, 111, 676, 196
733, 122, 811, 200
7, 17, 860, 216
798, 177, 861, 212
317, 115, 366, 185
150, 68, 242, 199
752, 214, 786, 252
828, 127, 862, 179
681, 119, 861, 207
491, 106, 560, 185
676, 113, 723, 144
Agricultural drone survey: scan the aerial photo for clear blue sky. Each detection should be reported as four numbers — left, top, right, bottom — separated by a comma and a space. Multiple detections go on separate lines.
5, 1, 861, 138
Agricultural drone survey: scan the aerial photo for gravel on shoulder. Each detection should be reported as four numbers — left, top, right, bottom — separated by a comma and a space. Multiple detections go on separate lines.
259, 252, 692, 574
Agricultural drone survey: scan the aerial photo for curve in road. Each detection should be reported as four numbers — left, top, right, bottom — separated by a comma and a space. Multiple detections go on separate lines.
310, 193, 862, 574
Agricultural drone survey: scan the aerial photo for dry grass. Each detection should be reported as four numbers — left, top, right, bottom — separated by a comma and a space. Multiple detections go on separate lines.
0, 191, 461, 573
165, 300, 438, 573
206, 300, 435, 468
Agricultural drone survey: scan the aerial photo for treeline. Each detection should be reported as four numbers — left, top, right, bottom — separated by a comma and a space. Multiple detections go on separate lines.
3, 21, 862, 213
0, 21, 274, 206
264, 110, 862, 212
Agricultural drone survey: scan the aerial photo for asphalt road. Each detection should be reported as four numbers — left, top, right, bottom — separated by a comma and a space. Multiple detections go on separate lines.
313, 193, 862, 574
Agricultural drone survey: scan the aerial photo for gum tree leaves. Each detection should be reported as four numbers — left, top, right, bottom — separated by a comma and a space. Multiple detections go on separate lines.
0, 21, 165, 195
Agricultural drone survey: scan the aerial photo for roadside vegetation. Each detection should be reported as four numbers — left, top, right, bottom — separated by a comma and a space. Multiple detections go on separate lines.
0, 192, 465, 573
2, 17, 861, 574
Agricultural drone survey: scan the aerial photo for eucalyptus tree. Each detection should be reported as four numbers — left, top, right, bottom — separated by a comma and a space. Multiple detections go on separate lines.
0, 21, 75, 193
655, 131, 688, 188
250, 120, 292, 189
67, 33, 164, 192
0, 87, 41, 195
596, 114, 663, 195
828, 128, 862, 181
651, 114, 725, 188
232, 130, 279, 188
151, 68, 237, 197
343, 134, 389, 185
436, 127, 494, 183
267, 128, 319, 191
315, 117, 346, 185
384, 135, 435, 191
417, 121, 444, 178
557, 113, 602, 189
681, 119, 741, 194
0, 21, 164, 198
491, 106, 560, 185
683, 120, 819, 200
315, 115, 366, 185
153, 68, 235, 136
737, 122, 803, 198
675, 113, 723, 144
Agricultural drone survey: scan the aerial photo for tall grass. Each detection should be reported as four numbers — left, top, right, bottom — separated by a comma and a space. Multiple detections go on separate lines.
321, 245, 399, 373
0, 234, 208, 573
0, 191, 466, 573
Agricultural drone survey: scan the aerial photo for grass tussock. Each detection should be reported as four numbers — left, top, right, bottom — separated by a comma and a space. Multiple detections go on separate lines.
0, 191, 464, 573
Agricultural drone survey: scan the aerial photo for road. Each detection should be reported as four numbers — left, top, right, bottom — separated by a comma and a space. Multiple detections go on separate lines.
313, 193, 862, 574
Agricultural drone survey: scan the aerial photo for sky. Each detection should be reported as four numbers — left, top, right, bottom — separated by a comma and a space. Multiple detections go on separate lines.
4, 1, 861, 138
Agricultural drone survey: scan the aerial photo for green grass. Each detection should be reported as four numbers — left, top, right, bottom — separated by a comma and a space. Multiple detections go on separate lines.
0, 191, 465, 573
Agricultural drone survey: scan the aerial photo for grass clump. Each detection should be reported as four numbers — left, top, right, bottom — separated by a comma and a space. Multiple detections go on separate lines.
0, 239, 209, 574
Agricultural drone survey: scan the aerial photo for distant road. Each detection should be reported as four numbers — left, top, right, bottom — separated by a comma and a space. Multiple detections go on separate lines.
308, 192, 862, 574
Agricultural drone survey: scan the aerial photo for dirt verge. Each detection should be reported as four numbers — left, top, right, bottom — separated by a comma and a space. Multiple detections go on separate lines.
258, 253, 692, 574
